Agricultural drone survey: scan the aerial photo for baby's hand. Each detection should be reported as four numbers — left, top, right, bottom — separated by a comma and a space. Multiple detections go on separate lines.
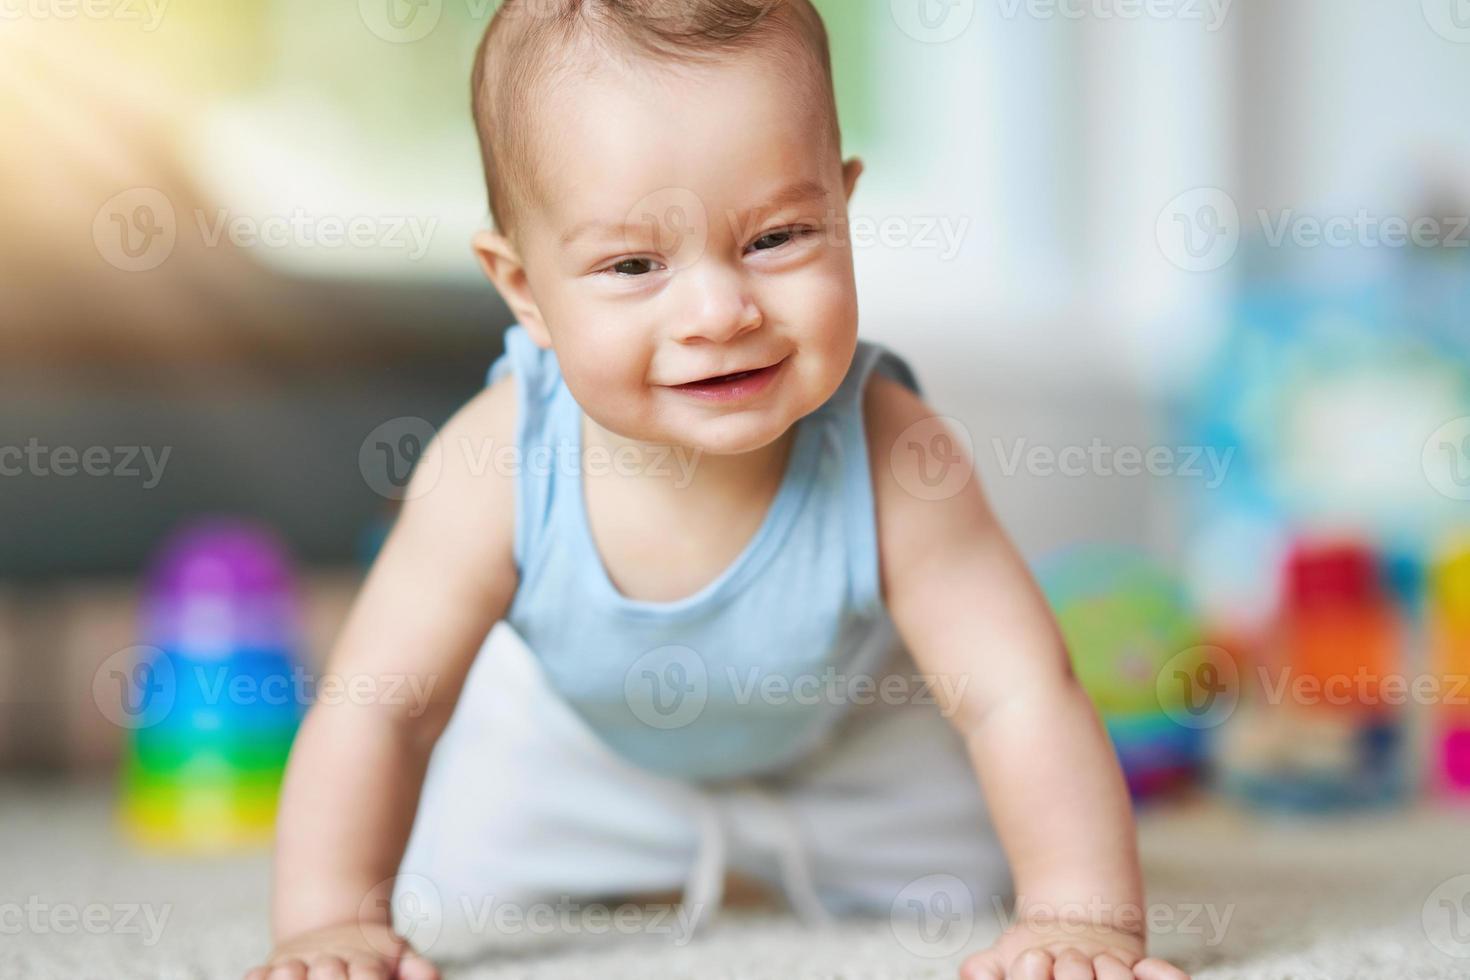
245, 921, 438, 980
960, 921, 1190, 980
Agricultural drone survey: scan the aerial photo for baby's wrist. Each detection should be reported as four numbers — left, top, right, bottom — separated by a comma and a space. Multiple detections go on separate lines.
1007, 895, 1150, 944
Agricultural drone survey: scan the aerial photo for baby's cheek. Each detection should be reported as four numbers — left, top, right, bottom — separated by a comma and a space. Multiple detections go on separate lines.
798, 291, 860, 400
564, 341, 667, 435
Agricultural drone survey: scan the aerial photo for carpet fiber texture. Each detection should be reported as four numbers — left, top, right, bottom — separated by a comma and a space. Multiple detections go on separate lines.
3, 782, 1469, 979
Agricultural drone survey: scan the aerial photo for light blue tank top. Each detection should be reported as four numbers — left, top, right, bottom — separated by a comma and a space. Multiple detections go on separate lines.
488, 326, 921, 782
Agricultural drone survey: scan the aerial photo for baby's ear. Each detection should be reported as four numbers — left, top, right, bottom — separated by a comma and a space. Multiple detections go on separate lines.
842, 157, 865, 203
472, 230, 550, 347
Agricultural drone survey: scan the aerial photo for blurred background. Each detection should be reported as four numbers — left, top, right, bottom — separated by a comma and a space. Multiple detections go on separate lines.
4, 0, 1470, 971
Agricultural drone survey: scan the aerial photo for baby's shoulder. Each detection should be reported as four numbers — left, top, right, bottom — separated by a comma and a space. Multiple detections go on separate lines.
861, 370, 934, 470
451, 371, 520, 447
433, 372, 519, 499
393, 374, 520, 566
862, 371, 988, 576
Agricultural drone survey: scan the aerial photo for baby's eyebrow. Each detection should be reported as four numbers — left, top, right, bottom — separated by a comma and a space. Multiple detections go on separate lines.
558, 180, 831, 249
743, 179, 830, 218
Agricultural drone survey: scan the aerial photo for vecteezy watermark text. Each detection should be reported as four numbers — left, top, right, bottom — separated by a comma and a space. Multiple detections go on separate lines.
194, 209, 437, 262
992, 438, 1234, 489
373, 875, 704, 957
0, 439, 170, 488
996, 0, 1233, 30
93, 188, 440, 272
461, 896, 702, 946
0, 0, 169, 31
624, 645, 972, 731
995, 895, 1235, 947
360, 417, 706, 501
93, 647, 441, 730
889, 876, 1235, 961
1257, 667, 1470, 709
0, 898, 172, 946
1158, 187, 1470, 272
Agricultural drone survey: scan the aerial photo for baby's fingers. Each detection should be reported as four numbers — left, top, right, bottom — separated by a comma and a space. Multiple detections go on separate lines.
267, 960, 308, 980
1093, 954, 1135, 980
344, 958, 389, 980
1009, 948, 1054, 980
959, 955, 1004, 980
396, 949, 440, 980
304, 956, 348, 980
1132, 957, 1191, 980
1052, 948, 1094, 980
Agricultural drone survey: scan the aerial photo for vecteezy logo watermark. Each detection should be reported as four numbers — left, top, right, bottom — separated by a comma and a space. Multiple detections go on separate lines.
360, 417, 440, 501
623, 658, 972, 730
1156, 187, 1241, 272
92, 646, 176, 730
891, 0, 976, 43
194, 209, 437, 261
461, 896, 702, 946
993, 438, 1235, 490
1157, 646, 1239, 730
1423, 417, 1470, 501
890, 874, 975, 959
1423, 874, 1470, 959
0, 0, 170, 31
995, 896, 1235, 946
625, 187, 711, 273
0, 898, 173, 946
0, 439, 171, 488
358, 419, 707, 501
1255, 667, 1470, 710
891, 416, 975, 502
1158, 187, 1470, 272
625, 646, 710, 730
92, 652, 440, 729
359, 0, 443, 42
722, 208, 972, 262
371, 875, 444, 957
93, 187, 177, 272
456, 440, 703, 488
1422, 0, 1470, 44
93, 189, 440, 273
996, 0, 1233, 30
1254, 210, 1470, 251
844, 214, 971, 261
725, 668, 971, 716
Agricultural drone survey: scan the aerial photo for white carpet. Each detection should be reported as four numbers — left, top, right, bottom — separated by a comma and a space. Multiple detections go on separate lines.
4, 780, 1469, 979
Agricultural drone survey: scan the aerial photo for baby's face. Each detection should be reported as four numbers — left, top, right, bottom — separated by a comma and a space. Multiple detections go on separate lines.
507, 48, 860, 456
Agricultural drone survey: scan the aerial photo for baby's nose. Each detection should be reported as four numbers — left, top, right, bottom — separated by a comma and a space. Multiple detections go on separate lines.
675, 264, 763, 344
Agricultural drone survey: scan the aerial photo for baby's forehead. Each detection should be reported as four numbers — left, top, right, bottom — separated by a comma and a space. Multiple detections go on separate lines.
527, 50, 832, 190
475, 2, 839, 239
519, 63, 839, 249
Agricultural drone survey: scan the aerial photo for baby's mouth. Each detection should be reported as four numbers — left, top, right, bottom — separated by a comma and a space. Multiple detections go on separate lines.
680, 367, 765, 388
665, 358, 788, 401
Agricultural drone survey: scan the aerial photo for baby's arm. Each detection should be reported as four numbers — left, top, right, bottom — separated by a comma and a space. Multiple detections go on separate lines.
866, 378, 1189, 980
246, 380, 520, 980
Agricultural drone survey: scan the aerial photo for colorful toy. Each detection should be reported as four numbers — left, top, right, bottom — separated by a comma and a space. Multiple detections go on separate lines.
1178, 234, 1470, 809
1430, 542, 1470, 798
1215, 540, 1408, 811
120, 520, 305, 851
1038, 545, 1221, 800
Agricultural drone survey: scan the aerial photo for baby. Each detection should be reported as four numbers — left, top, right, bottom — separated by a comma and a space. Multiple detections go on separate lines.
247, 2, 1191, 979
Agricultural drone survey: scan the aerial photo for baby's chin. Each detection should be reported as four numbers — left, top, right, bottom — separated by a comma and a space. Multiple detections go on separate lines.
591, 401, 806, 458
665, 413, 799, 458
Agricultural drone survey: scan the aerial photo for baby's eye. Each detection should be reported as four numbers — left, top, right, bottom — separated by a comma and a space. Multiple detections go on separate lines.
749, 227, 810, 253
608, 257, 661, 277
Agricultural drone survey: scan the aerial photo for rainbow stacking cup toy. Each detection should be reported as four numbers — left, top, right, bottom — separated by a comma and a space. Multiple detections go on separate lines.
120, 520, 304, 852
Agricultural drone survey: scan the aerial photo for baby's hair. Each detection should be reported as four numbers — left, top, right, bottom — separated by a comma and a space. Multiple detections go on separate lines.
471, 0, 840, 241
